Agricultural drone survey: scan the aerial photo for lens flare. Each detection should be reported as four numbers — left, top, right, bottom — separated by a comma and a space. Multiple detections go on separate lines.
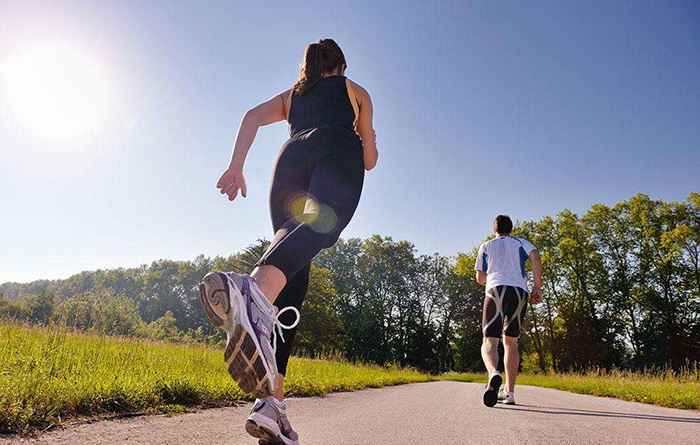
283, 193, 338, 233
309, 204, 338, 234
285, 193, 317, 223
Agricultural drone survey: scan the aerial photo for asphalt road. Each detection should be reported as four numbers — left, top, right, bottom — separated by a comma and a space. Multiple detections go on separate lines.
4, 381, 699, 445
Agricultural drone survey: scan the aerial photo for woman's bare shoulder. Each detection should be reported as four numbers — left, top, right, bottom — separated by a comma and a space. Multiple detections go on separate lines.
279, 87, 294, 101
346, 78, 371, 101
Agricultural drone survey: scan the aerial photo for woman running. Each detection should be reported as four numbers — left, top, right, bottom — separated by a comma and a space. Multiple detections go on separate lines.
199, 39, 377, 445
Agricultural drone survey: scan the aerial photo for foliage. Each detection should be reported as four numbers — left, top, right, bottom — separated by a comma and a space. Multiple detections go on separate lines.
53, 292, 143, 336
516, 193, 700, 371
1, 194, 698, 373
294, 266, 344, 355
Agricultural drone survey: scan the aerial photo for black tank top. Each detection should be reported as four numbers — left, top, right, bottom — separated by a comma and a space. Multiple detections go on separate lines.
288, 75, 356, 138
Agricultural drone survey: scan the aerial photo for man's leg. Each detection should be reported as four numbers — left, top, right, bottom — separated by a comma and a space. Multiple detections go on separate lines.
481, 337, 500, 374
500, 286, 528, 405
481, 288, 504, 374
502, 286, 528, 395
503, 335, 518, 392
481, 289, 504, 407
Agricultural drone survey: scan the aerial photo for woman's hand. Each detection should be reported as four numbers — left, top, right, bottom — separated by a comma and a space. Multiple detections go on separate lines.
217, 90, 289, 202
216, 167, 247, 201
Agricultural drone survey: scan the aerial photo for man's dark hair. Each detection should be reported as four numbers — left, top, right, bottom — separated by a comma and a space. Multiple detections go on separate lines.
494, 215, 513, 235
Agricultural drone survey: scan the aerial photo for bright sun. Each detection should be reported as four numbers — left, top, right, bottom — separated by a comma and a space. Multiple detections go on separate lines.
2, 45, 112, 139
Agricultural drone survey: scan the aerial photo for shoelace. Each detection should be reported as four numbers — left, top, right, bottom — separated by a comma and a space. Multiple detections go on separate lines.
271, 305, 300, 353
226, 273, 300, 353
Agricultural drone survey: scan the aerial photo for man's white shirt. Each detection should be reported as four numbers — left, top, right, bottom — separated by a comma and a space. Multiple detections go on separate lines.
475, 236, 536, 292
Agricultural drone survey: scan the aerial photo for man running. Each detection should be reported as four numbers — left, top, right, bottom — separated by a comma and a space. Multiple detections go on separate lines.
475, 215, 542, 407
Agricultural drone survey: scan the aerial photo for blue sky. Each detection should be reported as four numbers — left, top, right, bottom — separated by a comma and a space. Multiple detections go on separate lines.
1, 1, 698, 283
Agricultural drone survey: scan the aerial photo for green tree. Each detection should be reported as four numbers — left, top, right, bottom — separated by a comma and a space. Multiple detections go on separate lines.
144, 311, 182, 341
22, 290, 55, 323
0, 297, 31, 321
294, 266, 344, 355
54, 292, 144, 336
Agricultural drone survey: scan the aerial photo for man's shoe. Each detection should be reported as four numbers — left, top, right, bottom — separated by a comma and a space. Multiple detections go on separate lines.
483, 371, 502, 407
503, 391, 516, 405
497, 388, 507, 403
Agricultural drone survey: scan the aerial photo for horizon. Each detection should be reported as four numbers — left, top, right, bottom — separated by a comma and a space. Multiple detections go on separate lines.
2, 1, 699, 283
1, 190, 695, 285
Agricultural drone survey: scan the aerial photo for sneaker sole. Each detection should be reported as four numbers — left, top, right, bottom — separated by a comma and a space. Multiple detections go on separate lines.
199, 273, 274, 399
199, 273, 229, 328
483, 374, 502, 407
245, 420, 296, 445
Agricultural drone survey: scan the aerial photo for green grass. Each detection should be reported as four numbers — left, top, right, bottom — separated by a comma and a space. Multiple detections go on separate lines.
3, 320, 697, 434
0, 321, 429, 434
442, 368, 700, 411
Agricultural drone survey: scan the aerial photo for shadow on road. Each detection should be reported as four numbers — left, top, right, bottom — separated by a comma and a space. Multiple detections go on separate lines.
494, 404, 700, 424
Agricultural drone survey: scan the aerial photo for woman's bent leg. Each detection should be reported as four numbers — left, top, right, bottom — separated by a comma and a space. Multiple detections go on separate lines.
254, 138, 364, 402
255, 149, 364, 282
271, 263, 311, 400
252, 137, 310, 302
251, 265, 287, 304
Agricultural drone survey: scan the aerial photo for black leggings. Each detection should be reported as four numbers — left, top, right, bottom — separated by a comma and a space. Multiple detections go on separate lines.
256, 125, 365, 375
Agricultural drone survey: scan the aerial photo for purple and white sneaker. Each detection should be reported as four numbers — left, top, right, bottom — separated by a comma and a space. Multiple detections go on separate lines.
199, 271, 299, 398
246, 396, 300, 445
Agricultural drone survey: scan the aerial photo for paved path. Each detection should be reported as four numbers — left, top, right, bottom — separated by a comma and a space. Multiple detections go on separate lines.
4, 382, 699, 445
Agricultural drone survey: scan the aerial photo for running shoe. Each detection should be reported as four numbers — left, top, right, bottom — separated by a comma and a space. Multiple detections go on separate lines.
199, 271, 299, 398
483, 370, 502, 407
497, 388, 507, 403
246, 397, 300, 445
503, 391, 516, 405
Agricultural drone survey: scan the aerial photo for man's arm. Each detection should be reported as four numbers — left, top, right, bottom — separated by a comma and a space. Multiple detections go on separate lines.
476, 270, 487, 286
474, 243, 487, 285
529, 250, 542, 304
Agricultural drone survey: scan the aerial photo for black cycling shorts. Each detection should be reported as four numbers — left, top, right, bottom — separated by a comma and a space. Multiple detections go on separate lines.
482, 285, 528, 338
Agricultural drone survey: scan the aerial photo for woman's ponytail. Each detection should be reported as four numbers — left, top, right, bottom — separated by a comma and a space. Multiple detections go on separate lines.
294, 39, 347, 96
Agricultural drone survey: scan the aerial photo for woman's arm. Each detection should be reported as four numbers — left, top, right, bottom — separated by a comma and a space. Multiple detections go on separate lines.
217, 90, 290, 201
349, 80, 378, 171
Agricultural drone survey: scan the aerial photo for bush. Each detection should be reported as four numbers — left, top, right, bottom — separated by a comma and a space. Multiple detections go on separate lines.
53, 292, 145, 336
0, 297, 31, 321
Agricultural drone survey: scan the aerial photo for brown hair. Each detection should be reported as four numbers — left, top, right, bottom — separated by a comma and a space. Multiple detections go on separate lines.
294, 39, 347, 96
494, 215, 513, 235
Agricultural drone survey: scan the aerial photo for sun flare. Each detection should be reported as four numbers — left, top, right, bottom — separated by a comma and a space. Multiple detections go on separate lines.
2, 45, 113, 139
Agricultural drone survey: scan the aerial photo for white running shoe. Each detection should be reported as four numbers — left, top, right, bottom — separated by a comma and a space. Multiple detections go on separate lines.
199, 271, 300, 398
497, 388, 507, 403
246, 397, 300, 445
483, 370, 502, 407
503, 391, 516, 405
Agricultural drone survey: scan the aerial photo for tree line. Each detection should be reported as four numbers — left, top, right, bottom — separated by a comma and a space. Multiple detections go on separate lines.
1, 193, 698, 373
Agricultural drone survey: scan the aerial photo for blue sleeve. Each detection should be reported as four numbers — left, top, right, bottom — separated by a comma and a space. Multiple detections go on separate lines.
475, 243, 488, 272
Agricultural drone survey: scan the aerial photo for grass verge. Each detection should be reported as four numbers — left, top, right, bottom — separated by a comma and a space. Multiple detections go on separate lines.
0, 321, 429, 434
442, 368, 700, 411
3, 320, 696, 434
